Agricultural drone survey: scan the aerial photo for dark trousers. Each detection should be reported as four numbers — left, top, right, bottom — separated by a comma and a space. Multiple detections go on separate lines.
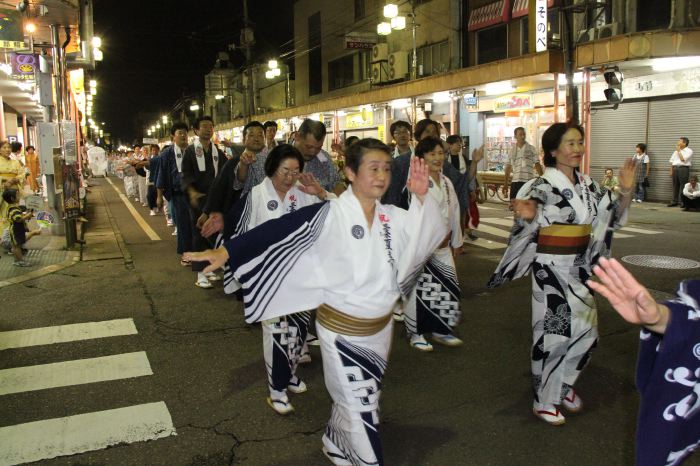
147, 185, 157, 209
188, 198, 213, 272
672, 166, 690, 205
510, 181, 527, 200
683, 195, 700, 210
171, 193, 192, 255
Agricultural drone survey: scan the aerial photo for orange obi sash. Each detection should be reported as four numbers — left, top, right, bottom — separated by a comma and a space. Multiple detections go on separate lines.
536, 224, 591, 255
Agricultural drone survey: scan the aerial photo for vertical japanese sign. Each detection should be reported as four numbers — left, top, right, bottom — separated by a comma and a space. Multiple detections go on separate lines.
62, 162, 81, 219
535, 0, 548, 52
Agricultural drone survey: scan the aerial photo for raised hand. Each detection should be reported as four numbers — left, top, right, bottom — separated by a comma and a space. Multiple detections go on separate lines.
512, 199, 537, 221
471, 145, 485, 163
240, 149, 257, 166
588, 257, 666, 331
617, 158, 636, 193
406, 156, 429, 200
201, 212, 224, 237
298, 173, 324, 196
182, 247, 230, 274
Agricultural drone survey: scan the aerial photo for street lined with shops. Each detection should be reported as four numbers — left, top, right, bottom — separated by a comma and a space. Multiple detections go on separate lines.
1, 177, 698, 465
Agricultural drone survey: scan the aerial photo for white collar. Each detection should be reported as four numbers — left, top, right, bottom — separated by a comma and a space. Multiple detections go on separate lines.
542, 167, 594, 223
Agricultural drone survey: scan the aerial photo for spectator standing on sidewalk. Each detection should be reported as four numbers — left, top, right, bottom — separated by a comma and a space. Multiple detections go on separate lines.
157, 123, 193, 265
25, 146, 40, 193
682, 175, 700, 211
504, 127, 542, 201
181, 116, 226, 289
0, 141, 25, 229
668, 137, 692, 207
632, 143, 650, 203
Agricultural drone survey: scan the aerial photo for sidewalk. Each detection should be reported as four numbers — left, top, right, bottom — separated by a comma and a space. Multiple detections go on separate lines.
0, 178, 126, 287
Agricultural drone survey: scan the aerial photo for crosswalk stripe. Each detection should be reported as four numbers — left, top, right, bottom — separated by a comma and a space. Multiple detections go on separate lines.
0, 351, 152, 396
480, 217, 513, 227
475, 224, 512, 239
0, 401, 176, 465
464, 237, 507, 250
620, 226, 663, 234
0, 319, 137, 351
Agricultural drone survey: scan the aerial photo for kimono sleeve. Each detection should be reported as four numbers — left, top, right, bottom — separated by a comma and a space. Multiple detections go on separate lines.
395, 194, 449, 297
447, 179, 463, 248
635, 280, 700, 466
223, 202, 331, 323
589, 179, 629, 264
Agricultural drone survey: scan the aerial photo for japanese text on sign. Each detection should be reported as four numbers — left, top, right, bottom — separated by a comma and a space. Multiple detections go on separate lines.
536, 0, 548, 52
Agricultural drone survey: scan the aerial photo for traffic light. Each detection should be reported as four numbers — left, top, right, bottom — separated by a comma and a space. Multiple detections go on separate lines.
603, 68, 623, 107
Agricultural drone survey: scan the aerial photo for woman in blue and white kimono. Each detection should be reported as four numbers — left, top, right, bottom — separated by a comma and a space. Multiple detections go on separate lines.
185, 138, 447, 466
403, 136, 464, 351
202, 144, 331, 416
487, 122, 635, 426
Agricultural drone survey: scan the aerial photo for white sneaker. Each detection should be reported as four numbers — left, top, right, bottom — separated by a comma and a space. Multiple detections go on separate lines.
149, 209, 157, 216
532, 401, 565, 425
267, 396, 294, 415
195, 273, 212, 289
205, 272, 221, 282
298, 353, 312, 365
431, 333, 463, 347
561, 388, 583, 413
409, 334, 433, 352
171, 228, 177, 236
166, 220, 174, 227
287, 377, 307, 394
306, 333, 320, 346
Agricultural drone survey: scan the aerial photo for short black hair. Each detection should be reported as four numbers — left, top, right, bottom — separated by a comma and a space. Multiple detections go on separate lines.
2, 189, 18, 204
243, 121, 264, 138
681, 137, 690, 146
514, 127, 526, 136
344, 136, 360, 148
264, 144, 304, 177
26, 145, 35, 151
298, 119, 327, 141
414, 137, 444, 158
390, 120, 411, 136
10, 141, 22, 152
194, 116, 214, 130
445, 135, 461, 145
636, 142, 647, 152
263, 120, 278, 130
133, 144, 142, 150
345, 138, 391, 177
541, 122, 585, 167
414, 119, 440, 140
170, 122, 189, 135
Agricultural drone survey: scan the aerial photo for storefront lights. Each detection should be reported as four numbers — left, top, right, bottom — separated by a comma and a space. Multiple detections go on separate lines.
268, 59, 278, 70
25, 22, 36, 34
90, 87, 97, 95
156, 123, 161, 129
189, 104, 200, 111
383, 3, 398, 19
89, 79, 97, 88
147, 130, 151, 136
162, 115, 168, 123
215, 94, 225, 100
87, 94, 93, 101
390, 98, 411, 109
377, 22, 391, 36
432, 91, 451, 103
391, 16, 406, 30
92, 36, 102, 48
484, 81, 515, 95
652, 56, 700, 72
93, 49, 103, 61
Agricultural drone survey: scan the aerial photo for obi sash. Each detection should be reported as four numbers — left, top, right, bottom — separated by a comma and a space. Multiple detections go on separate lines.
536, 224, 591, 255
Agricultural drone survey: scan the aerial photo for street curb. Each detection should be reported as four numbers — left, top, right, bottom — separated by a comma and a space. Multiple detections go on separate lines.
0, 252, 80, 289
99, 188, 134, 269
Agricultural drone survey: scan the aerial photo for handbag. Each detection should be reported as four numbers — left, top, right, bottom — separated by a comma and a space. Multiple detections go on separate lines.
643, 177, 650, 187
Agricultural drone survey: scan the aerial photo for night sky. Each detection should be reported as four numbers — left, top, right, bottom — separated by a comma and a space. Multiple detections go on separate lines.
92, 0, 293, 144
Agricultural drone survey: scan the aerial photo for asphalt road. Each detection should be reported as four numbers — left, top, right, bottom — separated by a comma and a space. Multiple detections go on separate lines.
1, 177, 699, 466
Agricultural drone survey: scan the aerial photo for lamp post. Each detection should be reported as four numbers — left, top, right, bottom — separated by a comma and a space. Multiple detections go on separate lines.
376, 2, 418, 80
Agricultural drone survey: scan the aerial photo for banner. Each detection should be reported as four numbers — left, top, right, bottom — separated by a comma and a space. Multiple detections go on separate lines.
0, 9, 24, 49
62, 163, 81, 219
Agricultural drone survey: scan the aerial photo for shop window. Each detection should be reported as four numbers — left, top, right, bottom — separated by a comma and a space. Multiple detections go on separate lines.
354, 0, 365, 21
328, 51, 370, 91
637, 0, 670, 31
415, 40, 449, 77
308, 12, 322, 96
477, 24, 508, 64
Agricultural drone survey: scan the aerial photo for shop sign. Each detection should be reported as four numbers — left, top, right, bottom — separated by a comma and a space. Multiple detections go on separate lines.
464, 95, 478, 107
143, 137, 158, 144
535, 0, 548, 52
377, 125, 385, 143
0, 9, 24, 49
345, 110, 374, 129
323, 116, 333, 129
344, 32, 377, 50
63, 163, 81, 219
10, 53, 38, 80
493, 93, 534, 112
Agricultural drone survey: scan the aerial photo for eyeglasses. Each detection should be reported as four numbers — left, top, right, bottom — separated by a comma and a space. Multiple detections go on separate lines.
277, 168, 300, 178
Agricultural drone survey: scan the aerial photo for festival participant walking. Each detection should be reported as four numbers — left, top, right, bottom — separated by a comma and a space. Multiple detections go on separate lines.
487, 122, 635, 426
185, 139, 446, 466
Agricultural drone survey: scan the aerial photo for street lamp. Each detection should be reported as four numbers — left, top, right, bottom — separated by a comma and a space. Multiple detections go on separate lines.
377, 22, 391, 35
377, 3, 417, 80
162, 115, 168, 124
189, 104, 200, 111
383, 3, 398, 18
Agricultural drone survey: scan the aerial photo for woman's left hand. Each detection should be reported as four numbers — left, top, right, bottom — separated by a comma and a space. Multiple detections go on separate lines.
183, 247, 230, 274
298, 173, 324, 197
406, 157, 429, 200
618, 158, 636, 193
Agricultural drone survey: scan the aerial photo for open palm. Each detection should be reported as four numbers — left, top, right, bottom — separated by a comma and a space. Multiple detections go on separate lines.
406, 157, 429, 196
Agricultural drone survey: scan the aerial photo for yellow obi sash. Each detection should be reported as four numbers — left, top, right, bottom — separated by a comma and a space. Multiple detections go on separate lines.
317, 303, 392, 336
537, 224, 591, 255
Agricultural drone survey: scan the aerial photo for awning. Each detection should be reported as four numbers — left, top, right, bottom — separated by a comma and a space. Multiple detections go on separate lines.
512, 0, 558, 19
468, 1, 509, 32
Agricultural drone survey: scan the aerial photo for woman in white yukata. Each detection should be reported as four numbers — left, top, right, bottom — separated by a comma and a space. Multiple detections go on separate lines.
185, 138, 447, 466
403, 136, 465, 351
487, 122, 635, 426
208, 144, 333, 415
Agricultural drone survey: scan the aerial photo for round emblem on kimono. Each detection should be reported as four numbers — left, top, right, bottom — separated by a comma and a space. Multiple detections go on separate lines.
561, 188, 574, 200
267, 200, 279, 211
429, 180, 434, 188
351, 225, 364, 239
693, 343, 700, 360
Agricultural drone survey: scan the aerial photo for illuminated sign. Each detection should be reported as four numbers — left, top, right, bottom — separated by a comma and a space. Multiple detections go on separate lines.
535, 0, 548, 52
345, 110, 374, 129
493, 93, 534, 112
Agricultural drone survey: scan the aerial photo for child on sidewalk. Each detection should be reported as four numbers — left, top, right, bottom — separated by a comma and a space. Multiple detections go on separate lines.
3, 189, 40, 267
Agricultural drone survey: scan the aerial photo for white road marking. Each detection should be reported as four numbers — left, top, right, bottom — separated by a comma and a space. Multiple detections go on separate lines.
0, 319, 137, 351
480, 217, 514, 227
0, 351, 152, 396
620, 226, 662, 234
474, 224, 512, 239
105, 177, 161, 241
0, 401, 176, 465
464, 237, 507, 250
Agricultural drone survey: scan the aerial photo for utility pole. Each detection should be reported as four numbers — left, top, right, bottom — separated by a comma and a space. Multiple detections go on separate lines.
242, 0, 255, 119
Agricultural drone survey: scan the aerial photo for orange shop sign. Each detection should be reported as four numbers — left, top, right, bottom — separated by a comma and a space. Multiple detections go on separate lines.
493, 93, 534, 112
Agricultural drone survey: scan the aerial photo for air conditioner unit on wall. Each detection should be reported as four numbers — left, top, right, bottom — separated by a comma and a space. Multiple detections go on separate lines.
596, 22, 620, 39
388, 52, 408, 81
577, 28, 596, 44
372, 44, 389, 63
372, 62, 386, 83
